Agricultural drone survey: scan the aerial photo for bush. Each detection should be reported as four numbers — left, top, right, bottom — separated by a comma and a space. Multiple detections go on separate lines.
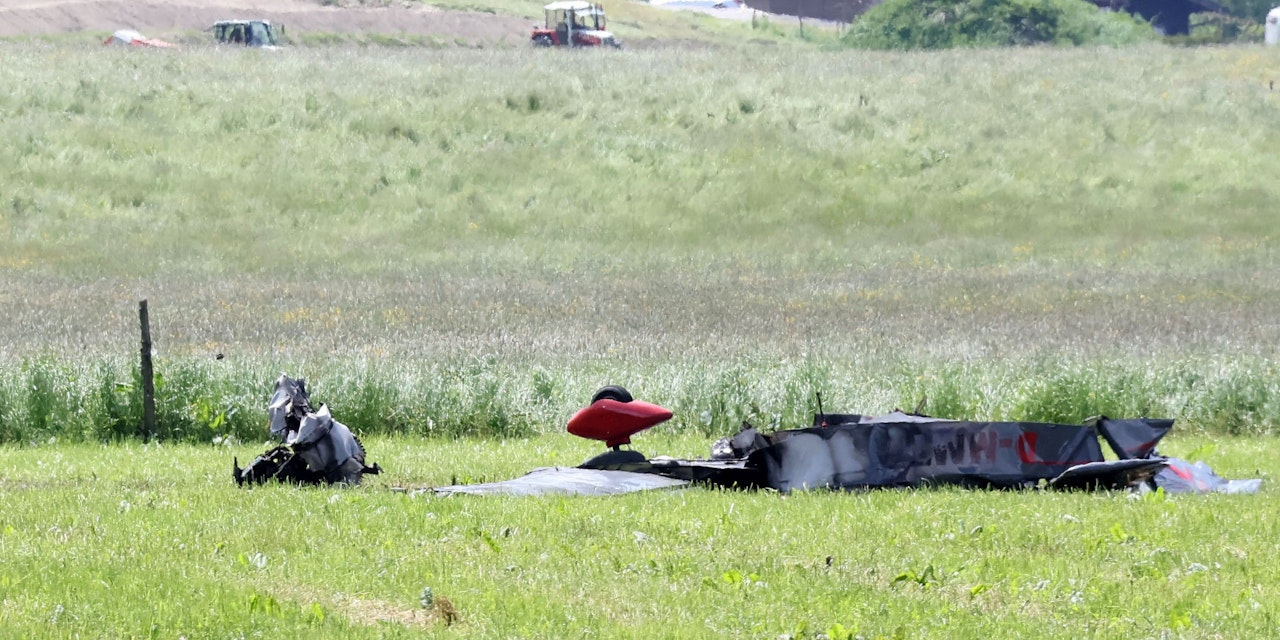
1213, 0, 1277, 22
1171, 12, 1266, 45
843, 0, 1157, 50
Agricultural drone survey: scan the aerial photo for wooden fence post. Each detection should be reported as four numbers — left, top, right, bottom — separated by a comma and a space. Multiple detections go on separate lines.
139, 300, 157, 441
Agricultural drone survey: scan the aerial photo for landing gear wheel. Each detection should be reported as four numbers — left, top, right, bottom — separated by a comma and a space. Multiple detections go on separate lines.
591, 385, 633, 403
579, 448, 647, 469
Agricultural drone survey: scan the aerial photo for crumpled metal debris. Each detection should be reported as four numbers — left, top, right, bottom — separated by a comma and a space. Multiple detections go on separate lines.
431, 467, 689, 497
1153, 457, 1262, 495
234, 374, 381, 486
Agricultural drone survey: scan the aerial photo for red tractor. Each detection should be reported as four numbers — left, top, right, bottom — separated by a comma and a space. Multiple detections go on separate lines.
531, 1, 622, 48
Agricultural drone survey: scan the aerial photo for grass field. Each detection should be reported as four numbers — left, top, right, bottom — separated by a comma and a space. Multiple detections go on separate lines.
1, 434, 1277, 639
2, 42, 1280, 440
3, 37, 1280, 638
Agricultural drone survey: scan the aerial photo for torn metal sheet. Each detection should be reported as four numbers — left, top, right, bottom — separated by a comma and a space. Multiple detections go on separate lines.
1155, 458, 1263, 494
737, 417, 1177, 492
1048, 459, 1167, 491
235, 373, 381, 486
580, 455, 761, 488
617, 394, 1254, 493
431, 467, 689, 496
413, 385, 1261, 497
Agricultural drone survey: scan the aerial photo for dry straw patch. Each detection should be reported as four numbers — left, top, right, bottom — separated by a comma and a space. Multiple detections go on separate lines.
345, 594, 459, 628
273, 583, 460, 629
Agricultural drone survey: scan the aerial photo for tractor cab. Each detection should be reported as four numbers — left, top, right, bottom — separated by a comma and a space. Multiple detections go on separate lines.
211, 20, 283, 48
532, 1, 621, 48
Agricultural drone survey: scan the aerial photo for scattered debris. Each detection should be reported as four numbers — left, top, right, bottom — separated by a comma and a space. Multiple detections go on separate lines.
234, 374, 381, 486
1154, 458, 1262, 494
432, 386, 1260, 497
432, 467, 688, 496
103, 29, 177, 48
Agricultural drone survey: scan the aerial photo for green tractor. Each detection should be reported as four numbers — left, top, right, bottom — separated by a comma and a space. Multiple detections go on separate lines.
210, 20, 283, 49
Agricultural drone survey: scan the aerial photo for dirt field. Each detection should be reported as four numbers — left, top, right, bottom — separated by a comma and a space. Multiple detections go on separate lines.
0, 0, 532, 44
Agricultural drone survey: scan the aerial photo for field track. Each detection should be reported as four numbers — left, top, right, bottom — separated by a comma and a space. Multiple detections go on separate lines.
0, 0, 531, 44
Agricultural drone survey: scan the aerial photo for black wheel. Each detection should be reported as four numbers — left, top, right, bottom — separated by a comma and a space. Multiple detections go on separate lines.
533, 35, 553, 47
591, 385, 633, 403
579, 448, 646, 469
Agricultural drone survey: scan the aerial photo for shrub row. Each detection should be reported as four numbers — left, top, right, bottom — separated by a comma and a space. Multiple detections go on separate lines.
0, 355, 1276, 445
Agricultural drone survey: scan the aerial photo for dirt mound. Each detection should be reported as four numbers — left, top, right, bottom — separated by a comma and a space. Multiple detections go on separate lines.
0, 0, 532, 45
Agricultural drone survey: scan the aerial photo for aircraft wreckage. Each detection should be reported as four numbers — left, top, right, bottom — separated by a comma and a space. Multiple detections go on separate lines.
231, 378, 1257, 496
432, 386, 1260, 497
234, 374, 382, 486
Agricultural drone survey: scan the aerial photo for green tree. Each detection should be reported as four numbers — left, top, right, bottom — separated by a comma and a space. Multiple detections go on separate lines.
843, 0, 1156, 50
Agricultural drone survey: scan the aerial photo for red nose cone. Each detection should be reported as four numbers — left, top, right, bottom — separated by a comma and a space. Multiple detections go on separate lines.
567, 399, 673, 448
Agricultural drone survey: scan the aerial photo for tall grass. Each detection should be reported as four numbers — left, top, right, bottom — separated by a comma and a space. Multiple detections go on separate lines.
4, 45, 1276, 276
2, 44, 1279, 443
1, 354, 1278, 444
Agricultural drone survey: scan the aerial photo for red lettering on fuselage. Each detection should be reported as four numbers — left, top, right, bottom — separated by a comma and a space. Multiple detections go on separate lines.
1016, 432, 1039, 463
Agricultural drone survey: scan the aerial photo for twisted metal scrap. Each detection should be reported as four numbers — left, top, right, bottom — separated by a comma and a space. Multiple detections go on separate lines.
234, 374, 381, 486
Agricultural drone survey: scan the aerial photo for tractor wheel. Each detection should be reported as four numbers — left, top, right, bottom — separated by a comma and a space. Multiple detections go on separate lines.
533, 35, 553, 47
591, 385, 633, 403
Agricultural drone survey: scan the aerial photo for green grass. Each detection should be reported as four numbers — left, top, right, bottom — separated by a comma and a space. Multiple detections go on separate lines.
3, 39, 1280, 638
3, 355, 1280, 447
2, 43, 1280, 441
9, 44, 1275, 280
0, 435, 1276, 638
